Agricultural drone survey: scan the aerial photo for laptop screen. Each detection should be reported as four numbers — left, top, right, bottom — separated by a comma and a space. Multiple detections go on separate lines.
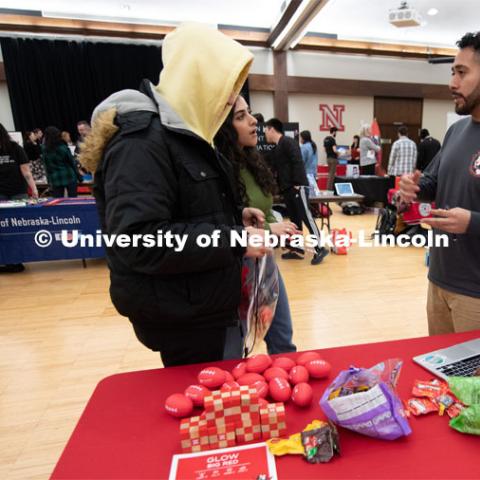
335, 183, 354, 196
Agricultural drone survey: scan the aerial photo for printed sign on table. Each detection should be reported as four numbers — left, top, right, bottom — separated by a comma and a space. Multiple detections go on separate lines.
169, 442, 277, 480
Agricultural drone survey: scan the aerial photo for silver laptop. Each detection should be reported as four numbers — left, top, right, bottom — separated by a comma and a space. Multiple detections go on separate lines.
413, 337, 480, 380
334, 182, 354, 196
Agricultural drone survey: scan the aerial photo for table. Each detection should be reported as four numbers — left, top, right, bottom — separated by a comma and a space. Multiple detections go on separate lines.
309, 193, 365, 232
51, 331, 480, 479
0, 199, 104, 265
334, 176, 395, 206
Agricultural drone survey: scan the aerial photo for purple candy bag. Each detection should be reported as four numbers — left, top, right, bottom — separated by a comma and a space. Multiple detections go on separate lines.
319, 359, 411, 440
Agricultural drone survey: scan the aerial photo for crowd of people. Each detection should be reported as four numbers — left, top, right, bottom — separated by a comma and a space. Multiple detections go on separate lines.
1, 23, 478, 360
0, 120, 92, 201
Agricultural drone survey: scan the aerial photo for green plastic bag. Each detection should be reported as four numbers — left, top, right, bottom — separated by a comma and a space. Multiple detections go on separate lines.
449, 405, 480, 436
448, 377, 480, 436
448, 377, 480, 405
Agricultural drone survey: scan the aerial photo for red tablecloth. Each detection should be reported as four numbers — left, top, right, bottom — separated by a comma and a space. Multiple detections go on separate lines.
51, 331, 480, 479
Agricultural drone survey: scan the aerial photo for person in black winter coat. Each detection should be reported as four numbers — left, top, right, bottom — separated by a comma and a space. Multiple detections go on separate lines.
79, 23, 268, 367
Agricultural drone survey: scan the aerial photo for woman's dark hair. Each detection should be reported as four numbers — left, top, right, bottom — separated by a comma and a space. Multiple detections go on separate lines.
351, 135, 360, 149
44, 126, 63, 152
215, 99, 276, 203
0, 123, 14, 154
300, 130, 317, 154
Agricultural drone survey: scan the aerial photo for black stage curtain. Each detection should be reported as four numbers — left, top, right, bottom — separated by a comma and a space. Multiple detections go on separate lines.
1, 38, 163, 139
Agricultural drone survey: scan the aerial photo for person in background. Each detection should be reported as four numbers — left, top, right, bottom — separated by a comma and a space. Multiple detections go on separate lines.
323, 127, 338, 191
0, 123, 38, 273
42, 126, 78, 198
265, 118, 329, 265
299, 130, 319, 196
253, 113, 264, 123
388, 125, 417, 177
33, 128, 43, 145
399, 31, 480, 334
215, 95, 297, 355
417, 128, 441, 172
75, 121, 91, 156
359, 125, 381, 175
350, 135, 360, 165
24, 130, 47, 182
79, 23, 268, 367
61, 131, 75, 147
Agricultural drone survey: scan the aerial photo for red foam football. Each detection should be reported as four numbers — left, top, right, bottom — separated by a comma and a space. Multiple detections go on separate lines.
263, 367, 289, 382
184, 384, 210, 407
272, 357, 296, 372
289, 365, 310, 385
296, 351, 322, 366
251, 380, 269, 398
269, 377, 292, 402
232, 362, 247, 380
164, 393, 193, 418
220, 381, 240, 392
197, 367, 226, 388
223, 370, 235, 383
237, 372, 265, 386
291, 382, 313, 407
305, 359, 331, 379
246, 354, 272, 374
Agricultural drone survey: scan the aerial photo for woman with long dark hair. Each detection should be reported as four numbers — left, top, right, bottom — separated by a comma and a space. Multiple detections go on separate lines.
215, 96, 298, 356
300, 130, 319, 195
350, 134, 360, 165
24, 130, 47, 182
42, 126, 78, 197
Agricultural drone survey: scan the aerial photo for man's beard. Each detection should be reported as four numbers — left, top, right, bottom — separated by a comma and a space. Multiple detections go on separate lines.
454, 82, 480, 115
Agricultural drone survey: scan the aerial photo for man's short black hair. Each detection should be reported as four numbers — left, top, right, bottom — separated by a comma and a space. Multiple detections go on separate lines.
398, 126, 408, 136
457, 32, 480, 54
265, 118, 284, 134
253, 113, 264, 123
329, 127, 338, 134
420, 128, 429, 139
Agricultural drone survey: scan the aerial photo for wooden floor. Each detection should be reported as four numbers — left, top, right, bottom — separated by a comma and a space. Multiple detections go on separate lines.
0, 206, 430, 479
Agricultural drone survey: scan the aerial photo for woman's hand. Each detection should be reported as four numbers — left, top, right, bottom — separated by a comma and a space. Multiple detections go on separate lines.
270, 221, 300, 237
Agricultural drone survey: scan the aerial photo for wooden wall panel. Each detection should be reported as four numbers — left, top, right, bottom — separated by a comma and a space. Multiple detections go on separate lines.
249, 74, 451, 100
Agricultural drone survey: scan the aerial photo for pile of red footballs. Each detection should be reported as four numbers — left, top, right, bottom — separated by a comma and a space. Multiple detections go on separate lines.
165, 352, 331, 418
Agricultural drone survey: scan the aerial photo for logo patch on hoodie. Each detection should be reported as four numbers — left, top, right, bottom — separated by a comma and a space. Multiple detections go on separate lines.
471, 151, 480, 177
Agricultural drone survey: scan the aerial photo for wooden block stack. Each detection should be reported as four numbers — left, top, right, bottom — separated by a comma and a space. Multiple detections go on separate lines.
180, 386, 286, 452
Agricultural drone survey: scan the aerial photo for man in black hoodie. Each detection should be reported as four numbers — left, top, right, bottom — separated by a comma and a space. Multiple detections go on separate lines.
265, 118, 328, 265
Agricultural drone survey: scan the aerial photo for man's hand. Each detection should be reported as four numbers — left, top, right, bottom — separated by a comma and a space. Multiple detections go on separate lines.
270, 221, 300, 237
422, 208, 471, 234
30, 187, 39, 200
242, 207, 265, 228
244, 226, 272, 258
398, 170, 421, 203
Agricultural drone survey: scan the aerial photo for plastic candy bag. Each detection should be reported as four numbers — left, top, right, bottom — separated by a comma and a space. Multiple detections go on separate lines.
448, 377, 480, 436
319, 359, 411, 440
239, 253, 279, 356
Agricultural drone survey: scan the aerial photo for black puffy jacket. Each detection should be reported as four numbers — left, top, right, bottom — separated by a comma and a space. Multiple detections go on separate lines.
94, 89, 246, 333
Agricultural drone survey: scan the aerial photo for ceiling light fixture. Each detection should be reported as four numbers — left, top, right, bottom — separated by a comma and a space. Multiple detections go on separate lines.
272, 0, 329, 50
427, 8, 438, 16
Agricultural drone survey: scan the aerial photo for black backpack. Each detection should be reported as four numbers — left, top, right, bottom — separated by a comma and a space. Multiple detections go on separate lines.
374, 205, 397, 236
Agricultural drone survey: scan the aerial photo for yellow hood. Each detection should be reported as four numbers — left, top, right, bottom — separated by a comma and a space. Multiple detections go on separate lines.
155, 23, 253, 144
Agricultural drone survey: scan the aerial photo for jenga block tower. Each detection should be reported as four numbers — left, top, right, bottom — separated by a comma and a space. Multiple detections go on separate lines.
179, 416, 209, 453
260, 403, 287, 439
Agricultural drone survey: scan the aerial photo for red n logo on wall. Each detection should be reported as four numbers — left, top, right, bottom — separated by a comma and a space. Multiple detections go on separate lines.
319, 104, 345, 132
